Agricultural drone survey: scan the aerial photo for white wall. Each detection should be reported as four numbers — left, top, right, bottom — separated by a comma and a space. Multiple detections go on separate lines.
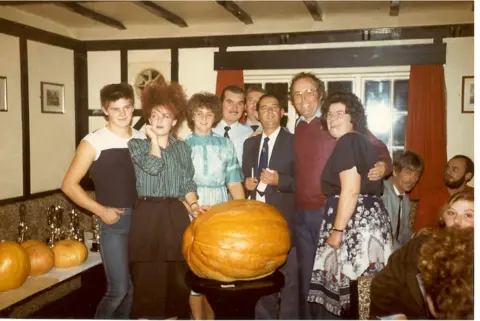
0, 34, 23, 199
28, 40, 75, 193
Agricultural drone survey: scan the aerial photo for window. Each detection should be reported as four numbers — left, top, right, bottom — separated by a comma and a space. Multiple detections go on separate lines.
245, 69, 409, 156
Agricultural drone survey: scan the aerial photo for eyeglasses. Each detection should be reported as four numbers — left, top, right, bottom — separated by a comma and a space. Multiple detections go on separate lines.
326, 110, 346, 120
193, 111, 215, 119
292, 88, 317, 101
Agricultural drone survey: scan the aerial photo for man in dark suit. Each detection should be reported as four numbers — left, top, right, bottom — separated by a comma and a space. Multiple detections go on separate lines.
242, 93, 298, 320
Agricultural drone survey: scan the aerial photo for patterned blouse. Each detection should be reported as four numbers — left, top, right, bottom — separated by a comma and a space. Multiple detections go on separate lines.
184, 132, 243, 206
128, 136, 197, 200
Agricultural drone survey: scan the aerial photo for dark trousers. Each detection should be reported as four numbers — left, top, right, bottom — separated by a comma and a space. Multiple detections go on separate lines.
255, 247, 299, 320
95, 208, 133, 319
296, 207, 324, 320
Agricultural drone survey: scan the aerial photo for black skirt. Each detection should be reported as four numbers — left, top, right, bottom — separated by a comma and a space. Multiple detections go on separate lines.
129, 197, 190, 262
128, 197, 191, 319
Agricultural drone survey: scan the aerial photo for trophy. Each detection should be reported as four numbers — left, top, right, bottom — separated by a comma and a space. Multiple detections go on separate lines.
66, 209, 84, 242
90, 216, 100, 252
17, 204, 28, 244
46, 205, 65, 247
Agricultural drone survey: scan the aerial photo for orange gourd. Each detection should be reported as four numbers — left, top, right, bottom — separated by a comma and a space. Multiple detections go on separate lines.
0, 241, 31, 291
53, 240, 88, 268
22, 240, 55, 276
183, 200, 291, 282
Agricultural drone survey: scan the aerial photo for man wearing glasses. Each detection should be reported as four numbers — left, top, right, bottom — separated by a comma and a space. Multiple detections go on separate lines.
290, 72, 393, 319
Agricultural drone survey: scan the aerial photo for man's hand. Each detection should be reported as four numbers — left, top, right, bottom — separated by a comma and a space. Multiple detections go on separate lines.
368, 161, 386, 181
260, 169, 279, 186
245, 177, 259, 191
97, 206, 124, 225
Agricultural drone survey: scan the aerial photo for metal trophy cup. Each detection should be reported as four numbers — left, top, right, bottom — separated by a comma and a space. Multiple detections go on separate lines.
46, 205, 65, 247
66, 209, 84, 242
90, 216, 100, 252
17, 204, 28, 244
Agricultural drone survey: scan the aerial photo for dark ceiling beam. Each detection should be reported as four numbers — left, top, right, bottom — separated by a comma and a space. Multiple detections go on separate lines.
0, 1, 58, 4
216, 1, 253, 25
134, 1, 187, 28
303, 1, 323, 21
55, 2, 126, 30
390, 0, 400, 16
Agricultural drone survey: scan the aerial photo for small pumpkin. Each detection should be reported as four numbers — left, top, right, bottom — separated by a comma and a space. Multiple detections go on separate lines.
0, 241, 31, 291
22, 240, 55, 276
183, 199, 291, 282
52, 240, 88, 268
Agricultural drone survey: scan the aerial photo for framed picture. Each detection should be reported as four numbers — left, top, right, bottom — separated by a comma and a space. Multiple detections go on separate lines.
41, 82, 64, 114
461, 76, 474, 113
0, 76, 6, 112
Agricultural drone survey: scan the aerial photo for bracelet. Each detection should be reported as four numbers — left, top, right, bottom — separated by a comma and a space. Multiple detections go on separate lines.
332, 228, 344, 233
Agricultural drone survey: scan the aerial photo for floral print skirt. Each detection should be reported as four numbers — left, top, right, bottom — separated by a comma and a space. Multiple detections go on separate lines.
307, 194, 393, 316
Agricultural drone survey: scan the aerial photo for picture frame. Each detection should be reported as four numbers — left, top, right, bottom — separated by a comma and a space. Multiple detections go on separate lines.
41, 81, 64, 114
0, 76, 7, 112
461, 76, 474, 113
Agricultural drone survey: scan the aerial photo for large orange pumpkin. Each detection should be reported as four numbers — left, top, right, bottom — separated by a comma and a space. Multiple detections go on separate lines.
183, 200, 291, 282
22, 240, 55, 276
53, 240, 88, 268
0, 241, 31, 291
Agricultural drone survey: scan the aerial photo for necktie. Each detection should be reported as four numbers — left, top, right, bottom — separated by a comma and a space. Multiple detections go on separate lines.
251, 125, 259, 132
257, 137, 269, 196
224, 126, 231, 139
395, 195, 404, 240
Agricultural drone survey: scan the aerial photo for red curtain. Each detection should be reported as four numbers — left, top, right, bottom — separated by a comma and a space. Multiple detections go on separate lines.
215, 70, 246, 123
405, 65, 447, 200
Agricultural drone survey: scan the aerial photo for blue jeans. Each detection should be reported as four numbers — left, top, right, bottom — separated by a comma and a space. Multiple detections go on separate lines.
295, 207, 324, 320
95, 208, 133, 319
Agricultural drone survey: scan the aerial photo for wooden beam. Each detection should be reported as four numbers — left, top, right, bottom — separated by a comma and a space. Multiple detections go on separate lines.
214, 44, 447, 70
390, 0, 400, 16
56, 2, 126, 30
303, 1, 323, 21
216, 1, 253, 25
135, 1, 187, 28
0, 1, 58, 5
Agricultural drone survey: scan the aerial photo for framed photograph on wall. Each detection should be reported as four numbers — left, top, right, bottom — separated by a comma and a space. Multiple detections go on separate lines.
461, 76, 474, 113
0, 76, 6, 112
41, 82, 64, 114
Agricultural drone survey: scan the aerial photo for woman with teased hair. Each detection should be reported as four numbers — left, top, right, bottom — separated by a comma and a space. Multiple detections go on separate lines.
184, 92, 245, 319
127, 75, 208, 319
370, 192, 474, 319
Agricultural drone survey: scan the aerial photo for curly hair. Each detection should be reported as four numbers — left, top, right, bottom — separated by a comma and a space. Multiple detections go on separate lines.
417, 226, 474, 319
186, 92, 223, 131
141, 74, 187, 136
438, 190, 474, 227
320, 92, 367, 133
289, 72, 326, 105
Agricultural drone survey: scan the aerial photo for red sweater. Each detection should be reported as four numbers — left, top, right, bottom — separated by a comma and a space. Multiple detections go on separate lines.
295, 118, 392, 210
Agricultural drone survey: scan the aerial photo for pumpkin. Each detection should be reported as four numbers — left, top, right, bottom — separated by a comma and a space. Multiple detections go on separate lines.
52, 240, 88, 268
0, 241, 31, 291
21, 240, 55, 276
182, 199, 291, 282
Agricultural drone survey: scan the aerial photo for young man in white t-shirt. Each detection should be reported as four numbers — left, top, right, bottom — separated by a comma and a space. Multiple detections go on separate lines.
62, 83, 145, 319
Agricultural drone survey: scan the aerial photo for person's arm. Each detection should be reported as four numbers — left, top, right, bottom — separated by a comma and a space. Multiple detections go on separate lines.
223, 139, 245, 199
61, 140, 123, 224
242, 139, 258, 194
365, 129, 393, 180
128, 138, 165, 176
228, 182, 245, 199
327, 166, 361, 248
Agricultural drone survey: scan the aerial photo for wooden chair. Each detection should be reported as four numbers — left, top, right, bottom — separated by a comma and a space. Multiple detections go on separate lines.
348, 275, 374, 320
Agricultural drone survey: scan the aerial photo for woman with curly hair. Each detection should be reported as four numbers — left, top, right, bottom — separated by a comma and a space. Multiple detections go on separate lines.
127, 75, 208, 319
307, 92, 393, 318
370, 225, 474, 319
184, 92, 245, 319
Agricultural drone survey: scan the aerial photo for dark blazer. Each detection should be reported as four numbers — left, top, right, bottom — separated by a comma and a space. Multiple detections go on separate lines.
242, 128, 296, 244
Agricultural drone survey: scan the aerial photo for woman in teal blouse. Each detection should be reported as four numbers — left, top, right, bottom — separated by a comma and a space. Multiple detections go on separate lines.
127, 76, 207, 320
184, 92, 245, 319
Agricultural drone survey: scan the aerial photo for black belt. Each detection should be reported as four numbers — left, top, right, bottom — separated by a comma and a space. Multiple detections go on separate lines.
138, 196, 177, 202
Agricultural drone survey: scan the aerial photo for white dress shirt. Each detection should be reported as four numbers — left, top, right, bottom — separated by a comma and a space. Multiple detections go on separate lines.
213, 120, 253, 166
255, 126, 281, 202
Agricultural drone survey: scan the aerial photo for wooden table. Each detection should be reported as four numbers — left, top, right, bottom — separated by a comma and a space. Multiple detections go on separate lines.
185, 271, 284, 320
